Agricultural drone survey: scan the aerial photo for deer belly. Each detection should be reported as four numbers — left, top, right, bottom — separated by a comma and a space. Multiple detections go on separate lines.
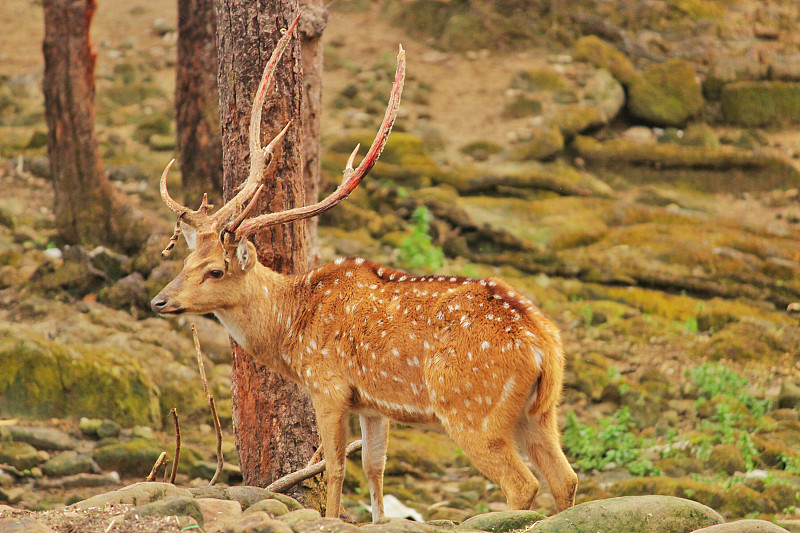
353, 382, 437, 425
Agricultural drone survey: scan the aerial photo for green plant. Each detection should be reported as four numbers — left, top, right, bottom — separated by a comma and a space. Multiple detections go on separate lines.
686, 362, 771, 417
562, 408, 660, 476
399, 206, 445, 271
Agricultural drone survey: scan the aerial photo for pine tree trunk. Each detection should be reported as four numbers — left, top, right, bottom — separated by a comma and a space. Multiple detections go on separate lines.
42, 0, 144, 253
176, 0, 223, 207
215, 0, 319, 494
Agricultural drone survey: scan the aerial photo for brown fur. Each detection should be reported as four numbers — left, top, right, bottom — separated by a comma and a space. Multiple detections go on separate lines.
153, 233, 577, 520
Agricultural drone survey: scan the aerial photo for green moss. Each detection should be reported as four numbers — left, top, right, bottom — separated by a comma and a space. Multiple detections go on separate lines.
508, 126, 563, 161
573, 36, 640, 87
553, 105, 606, 138
628, 59, 704, 127
0, 329, 161, 427
459, 140, 503, 161
501, 96, 543, 119
721, 81, 800, 127
680, 123, 720, 149
511, 69, 568, 92
611, 477, 726, 510
720, 484, 777, 516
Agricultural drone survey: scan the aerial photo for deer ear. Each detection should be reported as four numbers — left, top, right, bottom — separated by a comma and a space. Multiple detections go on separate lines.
180, 221, 197, 250
236, 239, 256, 272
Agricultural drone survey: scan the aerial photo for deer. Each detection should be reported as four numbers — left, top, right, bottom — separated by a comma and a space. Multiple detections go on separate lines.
150, 15, 577, 522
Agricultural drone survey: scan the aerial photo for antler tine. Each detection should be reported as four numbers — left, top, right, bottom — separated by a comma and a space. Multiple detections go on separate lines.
160, 159, 187, 216
235, 44, 406, 239
212, 13, 301, 227
159, 158, 214, 229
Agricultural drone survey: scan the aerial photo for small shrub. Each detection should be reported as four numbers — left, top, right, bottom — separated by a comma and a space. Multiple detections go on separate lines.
399, 206, 444, 272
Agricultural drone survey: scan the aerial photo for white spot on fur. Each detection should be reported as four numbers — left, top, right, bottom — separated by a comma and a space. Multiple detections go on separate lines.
335, 257, 344, 265
481, 341, 490, 350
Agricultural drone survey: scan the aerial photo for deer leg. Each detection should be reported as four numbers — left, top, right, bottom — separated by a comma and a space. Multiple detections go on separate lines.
313, 399, 348, 519
449, 431, 539, 510
359, 413, 389, 522
520, 409, 578, 512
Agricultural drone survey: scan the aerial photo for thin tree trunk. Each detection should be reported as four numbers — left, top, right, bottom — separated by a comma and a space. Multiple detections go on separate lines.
215, 0, 319, 495
42, 0, 144, 253
298, 0, 327, 266
176, 0, 223, 207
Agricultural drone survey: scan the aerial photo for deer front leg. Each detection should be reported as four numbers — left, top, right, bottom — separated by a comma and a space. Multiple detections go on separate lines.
359, 413, 389, 522
313, 398, 348, 519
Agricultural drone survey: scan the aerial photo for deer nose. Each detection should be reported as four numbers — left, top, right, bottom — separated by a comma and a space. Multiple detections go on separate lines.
151, 297, 169, 313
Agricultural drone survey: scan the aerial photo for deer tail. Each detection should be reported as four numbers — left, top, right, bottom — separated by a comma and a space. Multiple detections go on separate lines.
527, 341, 565, 417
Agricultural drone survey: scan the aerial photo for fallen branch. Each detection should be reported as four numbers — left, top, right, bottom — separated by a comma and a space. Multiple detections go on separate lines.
192, 324, 224, 486
266, 439, 363, 494
169, 407, 181, 484
145, 451, 167, 482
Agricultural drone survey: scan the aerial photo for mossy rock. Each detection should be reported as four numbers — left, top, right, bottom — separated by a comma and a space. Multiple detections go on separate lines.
552, 105, 605, 139
458, 510, 545, 532
704, 56, 768, 101
124, 496, 204, 526
385, 427, 462, 476
501, 96, 543, 119
92, 439, 164, 478
573, 36, 640, 87
508, 127, 564, 161
511, 69, 568, 92
0, 441, 42, 470
721, 81, 800, 127
459, 141, 503, 162
574, 135, 800, 193
72, 482, 193, 509
529, 495, 723, 533
762, 483, 798, 513
720, 484, 777, 516
0, 328, 161, 426
706, 444, 746, 475
655, 457, 705, 477
583, 68, 626, 122
628, 59, 704, 127
611, 477, 726, 510
680, 123, 720, 149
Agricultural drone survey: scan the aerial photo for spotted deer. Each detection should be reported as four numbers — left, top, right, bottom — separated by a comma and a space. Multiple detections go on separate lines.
151, 16, 576, 522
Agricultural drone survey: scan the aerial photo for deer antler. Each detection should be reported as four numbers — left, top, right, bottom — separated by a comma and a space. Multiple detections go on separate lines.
231, 44, 406, 241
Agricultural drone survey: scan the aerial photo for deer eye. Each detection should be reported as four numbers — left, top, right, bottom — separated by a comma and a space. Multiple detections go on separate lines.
208, 269, 225, 279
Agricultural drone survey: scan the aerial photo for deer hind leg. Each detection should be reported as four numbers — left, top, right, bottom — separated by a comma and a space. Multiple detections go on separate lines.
518, 408, 577, 512
312, 398, 348, 519
448, 429, 539, 510
359, 413, 389, 522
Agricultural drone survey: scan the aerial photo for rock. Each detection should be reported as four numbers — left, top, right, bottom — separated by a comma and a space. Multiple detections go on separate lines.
88, 246, 129, 280
124, 496, 203, 525
0, 488, 25, 505
508, 126, 564, 161
691, 520, 790, 533
196, 497, 243, 531
92, 439, 164, 478
458, 510, 545, 532
0, 441, 42, 470
79, 418, 121, 439
40, 451, 100, 477
706, 444, 745, 475
294, 518, 362, 532
628, 59, 704, 127
5, 426, 76, 451
511, 69, 568, 92
278, 508, 321, 526
189, 460, 242, 485
769, 53, 800, 81
361, 517, 438, 533
680, 123, 720, 149
552, 105, 605, 139
622, 126, 656, 143
0, 518, 57, 533
189, 486, 302, 511
528, 495, 723, 532
573, 36, 639, 86
704, 56, 768, 100
37, 471, 120, 489
244, 498, 290, 517
778, 380, 800, 409
71, 482, 193, 509
721, 484, 777, 515
501, 96, 543, 119
98, 272, 147, 311
226, 512, 293, 533
583, 69, 625, 122
427, 507, 471, 523
721, 81, 800, 127
763, 483, 797, 513
611, 477, 726, 510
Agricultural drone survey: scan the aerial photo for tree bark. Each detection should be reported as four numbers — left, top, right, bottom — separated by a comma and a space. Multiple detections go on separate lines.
176, 0, 223, 207
42, 0, 145, 253
215, 0, 319, 494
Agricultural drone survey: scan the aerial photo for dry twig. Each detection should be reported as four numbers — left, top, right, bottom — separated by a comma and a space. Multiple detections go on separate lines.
170, 407, 181, 483
145, 451, 167, 482
192, 323, 224, 485
267, 439, 363, 494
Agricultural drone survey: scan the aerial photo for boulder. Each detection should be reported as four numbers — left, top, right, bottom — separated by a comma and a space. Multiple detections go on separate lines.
573, 36, 639, 86
0, 441, 42, 470
721, 81, 800, 126
582, 69, 626, 122
508, 126, 564, 161
552, 105, 605, 139
0, 519, 57, 533
70, 481, 192, 509
691, 520, 790, 533
528, 495, 723, 532
124, 496, 203, 525
243, 498, 290, 517
40, 451, 100, 477
628, 59, 704, 127
5, 426, 76, 451
706, 444, 745, 475
92, 439, 164, 478
704, 56, 768, 100
458, 510, 545, 532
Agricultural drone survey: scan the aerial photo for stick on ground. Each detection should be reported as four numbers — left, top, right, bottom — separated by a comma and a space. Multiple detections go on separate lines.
266, 439, 363, 494
145, 451, 167, 482
169, 407, 181, 483
192, 323, 224, 485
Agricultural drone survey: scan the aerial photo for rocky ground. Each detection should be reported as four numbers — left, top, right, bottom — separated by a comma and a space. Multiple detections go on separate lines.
2, 0, 800, 531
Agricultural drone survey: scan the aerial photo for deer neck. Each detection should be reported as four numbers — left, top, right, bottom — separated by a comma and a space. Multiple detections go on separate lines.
212, 262, 300, 361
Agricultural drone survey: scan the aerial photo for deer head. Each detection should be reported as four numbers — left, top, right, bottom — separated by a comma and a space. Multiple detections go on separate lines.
151, 15, 405, 316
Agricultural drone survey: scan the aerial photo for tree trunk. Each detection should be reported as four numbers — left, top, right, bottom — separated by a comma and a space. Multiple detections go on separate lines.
215, 0, 320, 495
42, 0, 145, 253
298, 0, 327, 266
176, 0, 223, 207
